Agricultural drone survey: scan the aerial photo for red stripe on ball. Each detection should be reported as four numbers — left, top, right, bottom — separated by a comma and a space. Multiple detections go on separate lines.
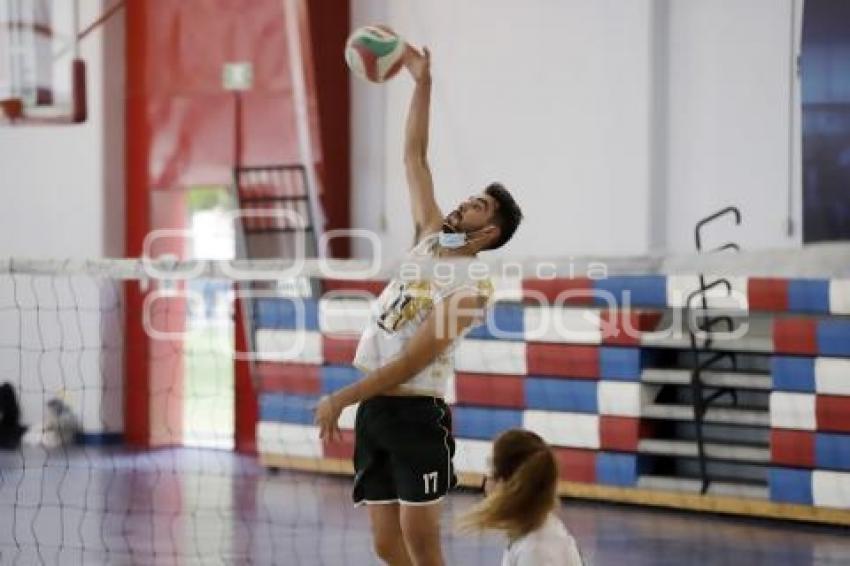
352, 42, 379, 82
384, 56, 404, 81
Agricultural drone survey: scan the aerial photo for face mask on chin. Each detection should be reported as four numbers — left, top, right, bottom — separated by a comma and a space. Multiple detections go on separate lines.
439, 222, 467, 249
438, 231, 467, 249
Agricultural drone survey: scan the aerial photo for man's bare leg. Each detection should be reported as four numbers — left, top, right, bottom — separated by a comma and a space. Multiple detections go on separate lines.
369, 503, 414, 566
399, 502, 444, 566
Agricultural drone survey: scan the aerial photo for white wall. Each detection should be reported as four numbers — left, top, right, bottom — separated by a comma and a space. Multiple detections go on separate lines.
353, 0, 656, 260
0, 0, 125, 439
664, 0, 802, 253
351, 0, 802, 259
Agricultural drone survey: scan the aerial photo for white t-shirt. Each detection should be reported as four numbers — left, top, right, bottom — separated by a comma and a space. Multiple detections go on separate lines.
353, 233, 493, 397
501, 514, 584, 566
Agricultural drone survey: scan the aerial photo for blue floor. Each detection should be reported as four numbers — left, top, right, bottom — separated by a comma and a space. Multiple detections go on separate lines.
0, 447, 847, 565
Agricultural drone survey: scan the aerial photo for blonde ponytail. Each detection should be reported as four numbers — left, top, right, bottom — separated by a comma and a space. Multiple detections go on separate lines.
458, 430, 558, 540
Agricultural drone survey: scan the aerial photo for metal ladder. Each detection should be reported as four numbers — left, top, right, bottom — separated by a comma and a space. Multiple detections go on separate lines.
230, 163, 322, 375
233, 164, 319, 258
685, 206, 742, 494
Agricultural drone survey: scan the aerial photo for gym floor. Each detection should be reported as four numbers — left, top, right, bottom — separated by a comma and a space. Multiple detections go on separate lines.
1, 448, 847, 565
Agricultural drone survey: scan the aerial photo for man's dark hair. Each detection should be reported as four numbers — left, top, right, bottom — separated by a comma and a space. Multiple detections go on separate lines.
484, 182, 523, 250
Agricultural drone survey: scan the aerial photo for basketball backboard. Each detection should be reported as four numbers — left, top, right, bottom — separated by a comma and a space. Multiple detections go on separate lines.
0, 0, 85, 124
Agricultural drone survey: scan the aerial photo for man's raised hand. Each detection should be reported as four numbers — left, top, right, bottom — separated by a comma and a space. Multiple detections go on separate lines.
404, 45, 431, 84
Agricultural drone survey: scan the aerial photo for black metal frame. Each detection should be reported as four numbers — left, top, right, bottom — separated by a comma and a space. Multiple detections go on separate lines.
230, 163, 320, 387
686, 206, 742, 494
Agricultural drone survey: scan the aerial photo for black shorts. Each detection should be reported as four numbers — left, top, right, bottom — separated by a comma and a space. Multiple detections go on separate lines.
353, 396, 456, 506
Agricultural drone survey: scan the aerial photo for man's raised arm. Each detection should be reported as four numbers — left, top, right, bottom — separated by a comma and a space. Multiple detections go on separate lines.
403, 46, 443, 243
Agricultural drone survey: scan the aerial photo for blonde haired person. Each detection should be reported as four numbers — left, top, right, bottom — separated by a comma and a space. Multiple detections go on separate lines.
460, 429, 584, 566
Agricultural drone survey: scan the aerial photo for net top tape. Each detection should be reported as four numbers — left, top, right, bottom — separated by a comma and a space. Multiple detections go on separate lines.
1, 242, 849, 280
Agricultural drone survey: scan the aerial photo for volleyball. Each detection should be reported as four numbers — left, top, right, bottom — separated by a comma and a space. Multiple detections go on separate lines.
344, 25, 406, 83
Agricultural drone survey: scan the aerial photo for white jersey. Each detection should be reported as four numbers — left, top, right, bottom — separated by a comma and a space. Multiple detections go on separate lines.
353, 233, 493, 398
501, 514, 584, 566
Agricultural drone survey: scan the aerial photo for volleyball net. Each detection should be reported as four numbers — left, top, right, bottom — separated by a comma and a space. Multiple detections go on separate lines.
1, 248, 849, 564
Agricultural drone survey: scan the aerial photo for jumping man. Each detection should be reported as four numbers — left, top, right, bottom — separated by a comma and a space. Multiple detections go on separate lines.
314, 44, 523, 566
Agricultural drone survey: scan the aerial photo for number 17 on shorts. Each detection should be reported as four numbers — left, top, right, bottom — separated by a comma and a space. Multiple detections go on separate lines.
423, 471, 438, 495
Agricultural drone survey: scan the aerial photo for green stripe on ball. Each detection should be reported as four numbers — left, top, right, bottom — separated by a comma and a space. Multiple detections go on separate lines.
358, 34, 399, 57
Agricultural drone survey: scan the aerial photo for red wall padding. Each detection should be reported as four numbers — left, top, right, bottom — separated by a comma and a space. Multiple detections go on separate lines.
748, 278, 789, 312
817, 395, 850, 433
770, 429, 815, 467
322, 279, 386, 297
323, 430, 356, 460
526, 343, 600, 378
322, 335, 360, 365
599, 416, 650, 452
455, 373, 525, 408
600, 311, 663, 346
773, 318, 818, 355
554, 448, 596, 483
523, 278, 594, 305
256, 363, 322, 394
